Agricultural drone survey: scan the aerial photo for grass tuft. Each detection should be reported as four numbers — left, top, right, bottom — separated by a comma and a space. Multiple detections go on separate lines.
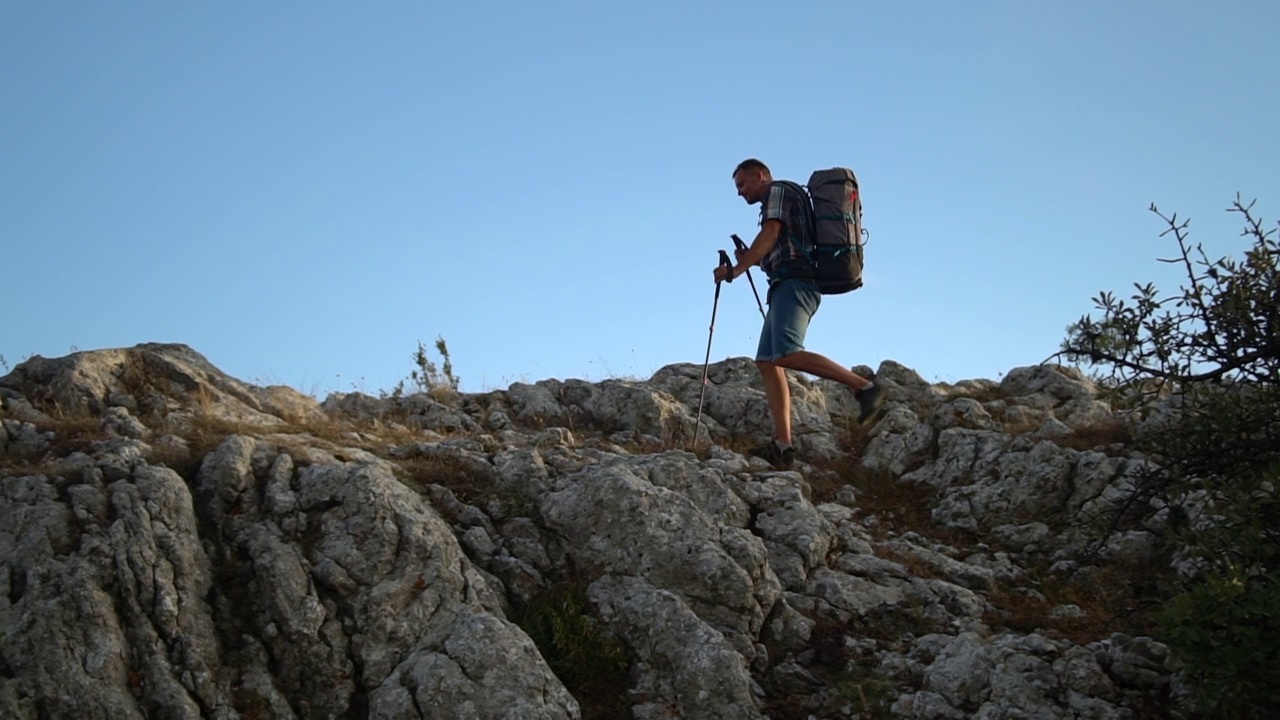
1053, 417, 1134, 450
983, 556, 1166, 645
512, 576, 630, 720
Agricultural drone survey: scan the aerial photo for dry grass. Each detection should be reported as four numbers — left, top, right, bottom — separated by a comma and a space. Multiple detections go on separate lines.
763, 610, 914, 720
807, 418, 952, 538
0, 371, 491, 490
828, 466, 971, 546
395, 453, 534, 516
719, 431, 768, 457
0, 408, 109, 475
1053, 417, 1134, 451
952, 381, 1007, 405
823, 409, 1159, 647
1, 382, 428, 482
803, 419, 875, 501
38, 410, 107, 455
137, 408, 274, 479
983, 558, 1166, 645
1000, 415, 1045, 436
875, 543, 953, 582
680, 430, 764, 462
396, 454, 488, 498
818, 399, 1166, 652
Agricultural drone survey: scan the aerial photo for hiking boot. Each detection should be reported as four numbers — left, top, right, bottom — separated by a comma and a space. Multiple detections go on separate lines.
855, 383, 887, 425
748, 441, 795, 469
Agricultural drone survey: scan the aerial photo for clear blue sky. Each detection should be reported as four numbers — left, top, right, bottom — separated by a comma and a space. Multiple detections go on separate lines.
3, 1, 1277, 395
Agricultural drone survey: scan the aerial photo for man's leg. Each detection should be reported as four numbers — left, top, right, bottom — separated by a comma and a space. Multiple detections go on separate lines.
753, 279, 822, 454
749, 283, 811, 468
774, 351, 873, 391
769, 282, 886, 425
775, 350, 886, 425
756, 360, 791, 445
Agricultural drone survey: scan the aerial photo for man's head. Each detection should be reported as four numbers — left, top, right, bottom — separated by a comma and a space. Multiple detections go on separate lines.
733, 158, 772, 205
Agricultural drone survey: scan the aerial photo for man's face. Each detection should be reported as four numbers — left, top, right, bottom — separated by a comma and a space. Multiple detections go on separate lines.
734, 169, 767, 205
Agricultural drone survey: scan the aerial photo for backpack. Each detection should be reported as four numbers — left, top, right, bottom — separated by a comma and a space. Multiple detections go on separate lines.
778, 168, 865, 294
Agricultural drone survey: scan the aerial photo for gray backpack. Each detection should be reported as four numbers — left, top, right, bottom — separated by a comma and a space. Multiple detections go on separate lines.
791, 168, 865, 294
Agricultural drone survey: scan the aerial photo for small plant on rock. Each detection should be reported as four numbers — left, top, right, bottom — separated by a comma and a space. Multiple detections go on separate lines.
390, 335, 460, 398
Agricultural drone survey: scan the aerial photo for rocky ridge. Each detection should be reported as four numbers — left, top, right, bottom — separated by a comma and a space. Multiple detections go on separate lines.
0, 343, 1184, 719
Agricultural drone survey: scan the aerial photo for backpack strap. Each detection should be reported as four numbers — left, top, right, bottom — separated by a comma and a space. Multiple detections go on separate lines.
774, 180, 820, 281
852, 184, 864, 254
772, 180, 817, 249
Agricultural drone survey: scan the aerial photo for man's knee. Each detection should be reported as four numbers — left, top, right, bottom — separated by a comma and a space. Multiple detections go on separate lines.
771, 352, 801, 369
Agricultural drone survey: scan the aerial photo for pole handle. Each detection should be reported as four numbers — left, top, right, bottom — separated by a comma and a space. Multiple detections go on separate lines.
730, 234, 767, 320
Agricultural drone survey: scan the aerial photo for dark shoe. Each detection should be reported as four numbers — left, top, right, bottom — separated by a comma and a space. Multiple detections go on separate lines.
855, 384, 886, 425
748, 441, 795, 469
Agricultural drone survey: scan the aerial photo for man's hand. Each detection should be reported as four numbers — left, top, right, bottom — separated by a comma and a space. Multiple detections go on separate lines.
728, 221, 781, 277
713, 264, 736, 284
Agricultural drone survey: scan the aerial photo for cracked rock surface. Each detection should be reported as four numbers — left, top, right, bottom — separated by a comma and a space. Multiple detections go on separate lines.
1, 344, 1189, 718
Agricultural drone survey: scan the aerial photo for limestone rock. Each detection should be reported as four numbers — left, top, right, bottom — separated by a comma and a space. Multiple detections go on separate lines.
540, 453, 780, 642
0, 433, 578, 719
0, 343, 324, 426
2, 346, 1191, 720
590, 575, 761, 719
897, 632, 1135, 719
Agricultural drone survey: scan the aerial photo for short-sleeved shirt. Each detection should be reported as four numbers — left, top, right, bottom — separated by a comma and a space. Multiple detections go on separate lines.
759, 181, 815, 282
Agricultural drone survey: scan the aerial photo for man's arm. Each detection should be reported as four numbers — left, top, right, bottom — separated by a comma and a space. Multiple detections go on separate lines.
731, 219, 782, 279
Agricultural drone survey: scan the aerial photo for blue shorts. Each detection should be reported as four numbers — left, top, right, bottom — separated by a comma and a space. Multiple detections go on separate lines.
756, 279, 821, 362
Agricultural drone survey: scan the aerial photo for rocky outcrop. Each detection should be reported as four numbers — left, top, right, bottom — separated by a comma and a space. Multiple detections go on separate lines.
0, 438, 579, 719
0, 344, 1187, 719
0, 343, 325, 428
890, 631, 1170, 719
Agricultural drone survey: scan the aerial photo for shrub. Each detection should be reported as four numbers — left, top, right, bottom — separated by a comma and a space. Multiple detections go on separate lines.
1061, 197, 1280, 715
1160, 568, 1280, 715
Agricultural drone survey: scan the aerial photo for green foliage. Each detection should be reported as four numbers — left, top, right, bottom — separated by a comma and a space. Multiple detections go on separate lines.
1063, 198, 1280, 400
513, 578, 630, 719
1061, 197, 1280, 715
1159, 569, 1280, 717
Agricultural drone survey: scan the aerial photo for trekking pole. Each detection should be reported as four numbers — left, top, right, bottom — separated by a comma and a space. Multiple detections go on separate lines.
694, 249, 733, 447
731, 234, 766, 320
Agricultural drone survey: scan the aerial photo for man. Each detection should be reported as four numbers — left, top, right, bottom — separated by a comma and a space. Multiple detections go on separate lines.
713, 158, 885, 469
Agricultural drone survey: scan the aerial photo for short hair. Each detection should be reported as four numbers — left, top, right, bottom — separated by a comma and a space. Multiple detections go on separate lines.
733, 158, 771, 178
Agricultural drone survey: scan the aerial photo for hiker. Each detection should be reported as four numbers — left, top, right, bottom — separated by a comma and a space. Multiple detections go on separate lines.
713, 158, 885, 469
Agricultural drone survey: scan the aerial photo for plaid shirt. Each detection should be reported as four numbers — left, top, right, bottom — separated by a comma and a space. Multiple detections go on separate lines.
758, 181, 814, 281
